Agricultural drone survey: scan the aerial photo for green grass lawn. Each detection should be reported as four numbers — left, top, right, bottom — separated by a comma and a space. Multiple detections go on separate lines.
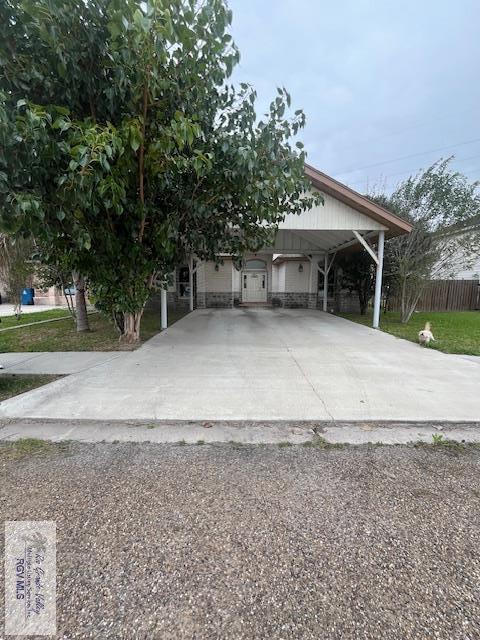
0, 374, 61, 401
0, 308, 187, 352
0, 308, 71, 328
338, 310, 480, 356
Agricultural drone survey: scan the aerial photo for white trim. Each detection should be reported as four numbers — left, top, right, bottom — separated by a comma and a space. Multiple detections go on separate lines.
189, 256, 194, 312
160, 288, 168, 329
307, 254, 319, 295
244, 258, 268, 270
323, 254, 329, 312
372, 231, 385, 329
353, 231, 379, 265
327, 231, 377, 254
317, 253, 335, 276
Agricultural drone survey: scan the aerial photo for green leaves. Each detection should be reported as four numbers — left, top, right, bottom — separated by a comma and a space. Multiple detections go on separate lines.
0, 0, 319, 341
128, 120, 142, 153
52, 117, 71, 132
133, 8, 151, 33
374, 159, 480, 321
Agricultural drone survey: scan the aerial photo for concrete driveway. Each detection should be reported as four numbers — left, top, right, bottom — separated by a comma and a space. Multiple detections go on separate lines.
1, 308, 479, 421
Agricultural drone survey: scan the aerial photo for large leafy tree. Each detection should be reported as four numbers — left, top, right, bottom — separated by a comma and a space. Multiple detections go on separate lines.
0, 0, 115, 331
380, 159, 480, 322
336, 250, 376, 315
0, 0, 320, 342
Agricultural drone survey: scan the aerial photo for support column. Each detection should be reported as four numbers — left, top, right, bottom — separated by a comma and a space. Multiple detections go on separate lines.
372, 230, 385, 329
161, 288, 168, 329
307, 254, 319, 309
189, 255, 194, 312
323, 254, 329, 312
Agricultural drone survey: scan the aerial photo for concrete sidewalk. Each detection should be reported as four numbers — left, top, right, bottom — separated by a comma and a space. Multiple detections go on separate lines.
1, 418, 480, 445
0, 351, 129, 374
0, 303, 66, 317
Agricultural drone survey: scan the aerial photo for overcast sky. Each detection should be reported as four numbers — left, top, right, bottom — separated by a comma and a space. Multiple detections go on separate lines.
228, 0, 480, 194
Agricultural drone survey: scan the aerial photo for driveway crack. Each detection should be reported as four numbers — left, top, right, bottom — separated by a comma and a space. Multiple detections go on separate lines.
286, 346, 336, 423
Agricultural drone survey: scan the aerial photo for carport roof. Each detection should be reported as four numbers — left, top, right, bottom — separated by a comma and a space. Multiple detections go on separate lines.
304, 164, 412, 237
266, 164, 412, 255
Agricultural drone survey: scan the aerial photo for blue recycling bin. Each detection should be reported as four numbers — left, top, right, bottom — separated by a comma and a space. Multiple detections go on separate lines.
21, 287, 35, 305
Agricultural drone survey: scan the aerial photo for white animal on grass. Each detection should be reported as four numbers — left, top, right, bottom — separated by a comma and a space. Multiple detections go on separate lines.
418, 322, 435, 346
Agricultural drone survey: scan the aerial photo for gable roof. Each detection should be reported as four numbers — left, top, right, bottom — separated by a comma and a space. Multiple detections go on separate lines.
439, 213, 480, 236
304, 164, 412, 237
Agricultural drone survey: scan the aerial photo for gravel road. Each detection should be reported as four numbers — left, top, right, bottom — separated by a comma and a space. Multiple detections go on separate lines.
2, 442, 480, 639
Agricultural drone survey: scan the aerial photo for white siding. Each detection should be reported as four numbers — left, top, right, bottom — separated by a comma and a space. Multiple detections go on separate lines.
232, 266, 241, 295
433, 236, 480, 280
449, 248, 480, 280
284, 260, 310, 293
272, 264, 279, 291
200, 254, 320, 294
203, 260, 233, 292
455, 260, 480, 280
276, 263, 286, 291
196, 262, 206, 293
279, 190, 388, 231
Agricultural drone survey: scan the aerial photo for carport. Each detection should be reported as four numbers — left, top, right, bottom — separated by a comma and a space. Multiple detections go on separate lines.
270, 165, 411, 327
160, 164, 411, 327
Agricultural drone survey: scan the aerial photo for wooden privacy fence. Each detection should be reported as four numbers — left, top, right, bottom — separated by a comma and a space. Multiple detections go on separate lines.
388, 279, 479, 312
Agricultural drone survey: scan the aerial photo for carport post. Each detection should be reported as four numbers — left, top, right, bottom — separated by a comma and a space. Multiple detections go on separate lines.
372, 230, 385, 329
189, 255, 194, 312
323, 254, 328, 312
161, 288, 168, 329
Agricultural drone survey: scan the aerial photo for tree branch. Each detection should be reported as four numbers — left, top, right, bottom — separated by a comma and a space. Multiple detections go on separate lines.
138, 82, 148, 242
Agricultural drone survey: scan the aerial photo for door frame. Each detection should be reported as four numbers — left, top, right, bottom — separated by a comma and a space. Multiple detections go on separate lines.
241, 269, 268, 303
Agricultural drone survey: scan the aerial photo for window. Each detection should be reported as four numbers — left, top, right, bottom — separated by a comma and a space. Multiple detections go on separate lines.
178, 266, 190, 298
245, 259, 266, 270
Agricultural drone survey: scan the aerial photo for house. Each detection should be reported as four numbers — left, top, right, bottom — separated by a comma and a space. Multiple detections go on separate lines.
160, 164, 412, 328
433, 214, 480, 281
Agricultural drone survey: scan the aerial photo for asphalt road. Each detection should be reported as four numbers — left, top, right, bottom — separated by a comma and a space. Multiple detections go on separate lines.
2, 442, 480, 639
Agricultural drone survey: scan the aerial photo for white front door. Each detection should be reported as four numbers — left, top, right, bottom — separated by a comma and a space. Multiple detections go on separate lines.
243, 270, 267, 303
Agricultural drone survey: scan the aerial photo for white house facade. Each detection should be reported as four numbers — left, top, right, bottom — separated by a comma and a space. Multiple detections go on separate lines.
159, 164, 412, 328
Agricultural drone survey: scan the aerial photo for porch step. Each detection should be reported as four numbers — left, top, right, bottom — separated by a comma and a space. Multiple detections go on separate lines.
236, 302, 273, 309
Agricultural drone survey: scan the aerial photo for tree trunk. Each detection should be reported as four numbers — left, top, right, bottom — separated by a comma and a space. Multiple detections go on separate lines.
358, 280, 368, 315
401, 291, 422, 324
119, 310, 143, 345
400, 277, 408, 323
112, 312, 125, 335
358, 292, 368, 315
72, 272, 90, 332
60, 274, 76, 321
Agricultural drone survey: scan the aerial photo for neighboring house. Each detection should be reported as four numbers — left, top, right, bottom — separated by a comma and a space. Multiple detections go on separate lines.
433, 215, 480, 281
0, 279, 64, 307
453, 257, 480, 281
159, 164, 412, 328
